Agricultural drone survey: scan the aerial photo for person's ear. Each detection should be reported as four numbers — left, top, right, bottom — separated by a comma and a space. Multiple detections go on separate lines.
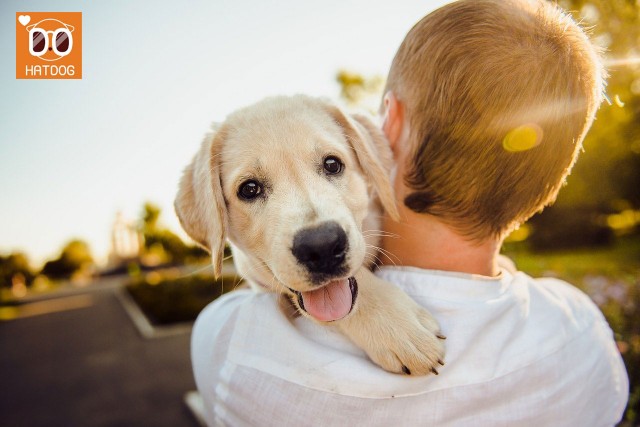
381, 91, 405, 153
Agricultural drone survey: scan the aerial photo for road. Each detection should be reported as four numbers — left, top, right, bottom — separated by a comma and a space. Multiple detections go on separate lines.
0, 282, 200, 427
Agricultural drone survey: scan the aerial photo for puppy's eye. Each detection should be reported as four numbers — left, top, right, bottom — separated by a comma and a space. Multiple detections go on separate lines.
323, 156, 343, 175
238, 180, 262, 200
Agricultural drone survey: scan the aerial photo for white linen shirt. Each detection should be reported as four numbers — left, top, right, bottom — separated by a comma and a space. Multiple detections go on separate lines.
191, 267, 629, 426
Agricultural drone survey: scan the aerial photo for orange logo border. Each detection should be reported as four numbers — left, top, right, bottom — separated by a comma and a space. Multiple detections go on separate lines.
16, 12, 82, 80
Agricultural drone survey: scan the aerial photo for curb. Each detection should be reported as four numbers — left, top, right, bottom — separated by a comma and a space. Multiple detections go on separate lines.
115, 288, 193, 339
184, 391, 207, 427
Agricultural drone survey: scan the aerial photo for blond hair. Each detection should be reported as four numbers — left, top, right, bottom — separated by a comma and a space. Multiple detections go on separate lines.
385, 0, 605, 239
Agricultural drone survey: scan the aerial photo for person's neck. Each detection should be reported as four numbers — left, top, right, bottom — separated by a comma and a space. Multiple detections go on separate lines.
380, 206, 502, 277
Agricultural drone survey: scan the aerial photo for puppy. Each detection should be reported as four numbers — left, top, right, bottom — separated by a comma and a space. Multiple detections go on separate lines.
175, 95, 445, 375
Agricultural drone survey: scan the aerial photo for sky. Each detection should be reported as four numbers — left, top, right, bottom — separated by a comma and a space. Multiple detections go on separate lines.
0, 0, 451, 267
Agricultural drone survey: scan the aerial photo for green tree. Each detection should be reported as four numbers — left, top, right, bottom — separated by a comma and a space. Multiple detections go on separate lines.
41, 240, 94, 280
336, 70, 385, 113
140, 202, 207, 264
552, 1, 640, 209
524, 0, 640, 247
142, 202, 161, 231
0, 252, 33, 288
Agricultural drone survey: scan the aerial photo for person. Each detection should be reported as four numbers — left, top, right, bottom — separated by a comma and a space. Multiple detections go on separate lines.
191, 0, 629, 425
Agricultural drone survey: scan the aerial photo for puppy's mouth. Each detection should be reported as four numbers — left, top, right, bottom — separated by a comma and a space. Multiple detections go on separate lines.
288, 276, 358, 322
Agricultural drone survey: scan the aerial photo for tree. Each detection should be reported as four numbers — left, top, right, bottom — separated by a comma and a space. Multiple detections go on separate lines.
336, 70, 385, 113
139, 202, 208, 264
41, 239, 94, 280
548, 1, 640, 207
142, 202, 161, 231
522, 0, 640, 246
0, 252, 33, 288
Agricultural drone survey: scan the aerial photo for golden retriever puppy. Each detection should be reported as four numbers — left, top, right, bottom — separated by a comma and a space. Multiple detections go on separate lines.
175, 95, 445, 375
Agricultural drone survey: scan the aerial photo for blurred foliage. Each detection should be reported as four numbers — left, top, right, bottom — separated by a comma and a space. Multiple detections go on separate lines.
125, 272, 240, 325
528, 206, 614, 250
139, 202, 208, 265
336, 70, 385, 113
0, 252, 33, 288
40, 239, 94, 280
142, 202, 161, 230
529, 0, 640, 246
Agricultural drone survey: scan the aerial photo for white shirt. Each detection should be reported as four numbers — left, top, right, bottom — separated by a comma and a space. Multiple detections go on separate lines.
191, 267, 629, 426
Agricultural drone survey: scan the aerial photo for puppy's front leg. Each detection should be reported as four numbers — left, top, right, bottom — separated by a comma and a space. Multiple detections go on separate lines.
336, 268, 446, 375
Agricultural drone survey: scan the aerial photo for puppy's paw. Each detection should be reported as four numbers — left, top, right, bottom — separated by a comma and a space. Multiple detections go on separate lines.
337, 269, 446, 376
366, 304, 446, 376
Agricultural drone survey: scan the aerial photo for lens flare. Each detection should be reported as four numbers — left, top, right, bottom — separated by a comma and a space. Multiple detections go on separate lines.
502, 124, 543, 152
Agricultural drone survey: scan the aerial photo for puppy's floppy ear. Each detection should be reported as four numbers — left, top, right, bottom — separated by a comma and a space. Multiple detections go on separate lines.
175, 126, 228, 277
324, 104, 400, 221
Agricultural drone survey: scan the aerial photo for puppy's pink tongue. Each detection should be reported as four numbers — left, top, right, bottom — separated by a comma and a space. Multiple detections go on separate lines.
301, 279, 352, 322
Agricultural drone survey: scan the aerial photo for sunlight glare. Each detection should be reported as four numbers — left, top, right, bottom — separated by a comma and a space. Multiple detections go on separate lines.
604, 56, 640, 68
502, 124, 543, 152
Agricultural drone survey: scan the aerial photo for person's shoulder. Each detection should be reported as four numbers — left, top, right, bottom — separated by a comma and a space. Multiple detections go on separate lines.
521, 272, 629, 421
193, 288, 279, 338
520, 272, 606, 326
526, 273, 590, 302
191, 289, 284, 391
196, 287, 258, 321
512, 272, 625, 381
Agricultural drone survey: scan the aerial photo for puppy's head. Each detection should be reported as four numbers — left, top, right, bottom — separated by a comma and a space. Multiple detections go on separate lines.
175, 95, 397, 321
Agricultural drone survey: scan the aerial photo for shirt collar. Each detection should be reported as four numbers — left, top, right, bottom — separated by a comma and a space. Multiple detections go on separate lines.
375, 265, 513, 301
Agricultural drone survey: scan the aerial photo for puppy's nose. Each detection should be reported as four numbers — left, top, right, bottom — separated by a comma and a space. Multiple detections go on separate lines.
292, 221, 348, 274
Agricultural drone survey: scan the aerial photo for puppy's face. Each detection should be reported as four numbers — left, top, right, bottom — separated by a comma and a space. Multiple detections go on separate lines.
221, 99, 370, 294
175, 96, 397, 322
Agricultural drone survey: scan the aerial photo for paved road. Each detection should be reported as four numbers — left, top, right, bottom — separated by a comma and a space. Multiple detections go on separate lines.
0, 284, 200, 427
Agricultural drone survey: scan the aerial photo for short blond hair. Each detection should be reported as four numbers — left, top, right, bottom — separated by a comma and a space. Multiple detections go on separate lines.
385, 0, 605, 239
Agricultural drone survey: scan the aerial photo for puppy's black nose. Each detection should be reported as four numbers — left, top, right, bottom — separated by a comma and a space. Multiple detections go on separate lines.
292, 221, 348, 274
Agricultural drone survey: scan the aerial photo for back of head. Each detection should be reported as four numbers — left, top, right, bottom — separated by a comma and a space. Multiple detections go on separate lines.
385, 0, 604, 239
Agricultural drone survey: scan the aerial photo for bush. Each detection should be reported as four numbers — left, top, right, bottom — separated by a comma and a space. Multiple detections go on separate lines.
528, 206, 613, 251
125, 273, 241, 325
41, 239, 93, 280
0, 253, 33, 288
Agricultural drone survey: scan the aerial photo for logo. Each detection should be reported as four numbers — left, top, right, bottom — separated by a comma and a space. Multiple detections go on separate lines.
16, 12, 82, 79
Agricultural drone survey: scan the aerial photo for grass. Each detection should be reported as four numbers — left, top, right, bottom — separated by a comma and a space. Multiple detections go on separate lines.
503, 235, 640, 284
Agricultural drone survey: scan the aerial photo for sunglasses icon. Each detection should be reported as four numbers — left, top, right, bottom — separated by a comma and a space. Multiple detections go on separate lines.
26, 19, 74, 58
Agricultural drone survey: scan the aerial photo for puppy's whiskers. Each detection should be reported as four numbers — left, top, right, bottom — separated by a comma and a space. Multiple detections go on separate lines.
363, 229, 400, 239
178, 263, 213, 278
241, 256, 289, 294
366, 243, 400, 267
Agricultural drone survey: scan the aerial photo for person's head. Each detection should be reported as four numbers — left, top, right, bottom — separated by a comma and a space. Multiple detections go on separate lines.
382, 0, 605, 241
